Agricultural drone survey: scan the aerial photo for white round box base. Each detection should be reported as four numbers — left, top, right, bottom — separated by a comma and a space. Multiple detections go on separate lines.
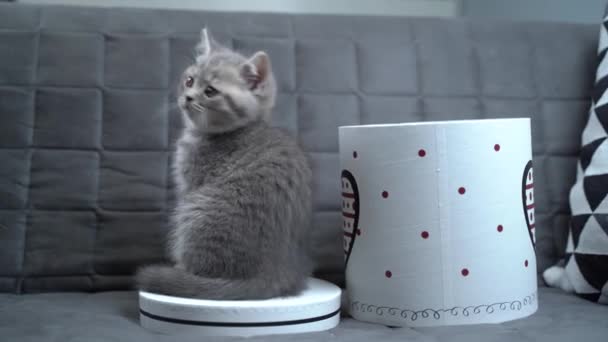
139, 278, 342, 337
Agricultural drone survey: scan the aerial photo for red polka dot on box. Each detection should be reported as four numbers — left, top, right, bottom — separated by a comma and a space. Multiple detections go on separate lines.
367, 143, 520, 285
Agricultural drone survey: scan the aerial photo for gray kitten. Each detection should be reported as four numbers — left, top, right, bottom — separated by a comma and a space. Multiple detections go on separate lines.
136, 29, 313, 300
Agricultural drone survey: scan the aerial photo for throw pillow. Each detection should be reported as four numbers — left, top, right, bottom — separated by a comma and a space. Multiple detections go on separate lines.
543, 9, 608, 304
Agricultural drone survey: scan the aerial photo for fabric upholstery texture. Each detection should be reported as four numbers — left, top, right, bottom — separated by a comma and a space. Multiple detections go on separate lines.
0, 3, 598, 293
1, 287, 608, 342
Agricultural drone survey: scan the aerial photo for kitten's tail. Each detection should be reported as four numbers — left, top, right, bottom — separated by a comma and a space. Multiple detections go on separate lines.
135, 265, 306, 300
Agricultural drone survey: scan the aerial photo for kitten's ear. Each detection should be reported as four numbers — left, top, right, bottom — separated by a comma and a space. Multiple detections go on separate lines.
195, 28, 215, 60
241, 51, 272, 90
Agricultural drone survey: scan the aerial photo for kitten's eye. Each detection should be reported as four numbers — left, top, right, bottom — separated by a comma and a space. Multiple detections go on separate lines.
185, 76, 194, 88
204, 85, 219, 97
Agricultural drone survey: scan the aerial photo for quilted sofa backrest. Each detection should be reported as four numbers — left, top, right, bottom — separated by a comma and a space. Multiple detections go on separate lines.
0, 3, 597, 292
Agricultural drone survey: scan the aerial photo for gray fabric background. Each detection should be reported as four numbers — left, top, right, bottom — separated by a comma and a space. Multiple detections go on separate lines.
2, 3, 607, 342
0, 3, 597, 293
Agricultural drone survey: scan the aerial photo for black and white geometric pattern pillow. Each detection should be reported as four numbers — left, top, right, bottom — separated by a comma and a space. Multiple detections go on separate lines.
543, 11, 608, 304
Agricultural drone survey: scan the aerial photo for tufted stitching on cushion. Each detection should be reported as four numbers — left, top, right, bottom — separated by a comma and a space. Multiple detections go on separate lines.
0, 3, 595, 292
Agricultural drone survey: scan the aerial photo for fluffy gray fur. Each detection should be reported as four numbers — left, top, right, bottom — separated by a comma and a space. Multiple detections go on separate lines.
136, 29, 313, 300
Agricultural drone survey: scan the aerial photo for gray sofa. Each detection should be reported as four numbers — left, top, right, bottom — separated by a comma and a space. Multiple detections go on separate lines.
1, 3, 607, 341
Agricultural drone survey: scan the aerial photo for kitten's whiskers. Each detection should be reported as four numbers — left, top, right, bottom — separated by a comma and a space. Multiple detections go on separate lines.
191, 103, 206, 113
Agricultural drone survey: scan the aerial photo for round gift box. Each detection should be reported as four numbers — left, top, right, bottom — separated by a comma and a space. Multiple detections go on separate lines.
139, 278, 341, 337
339, 118, 538, 327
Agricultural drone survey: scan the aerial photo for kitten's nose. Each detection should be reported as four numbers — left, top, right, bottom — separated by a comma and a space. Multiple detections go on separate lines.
185, 96, 193, 102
